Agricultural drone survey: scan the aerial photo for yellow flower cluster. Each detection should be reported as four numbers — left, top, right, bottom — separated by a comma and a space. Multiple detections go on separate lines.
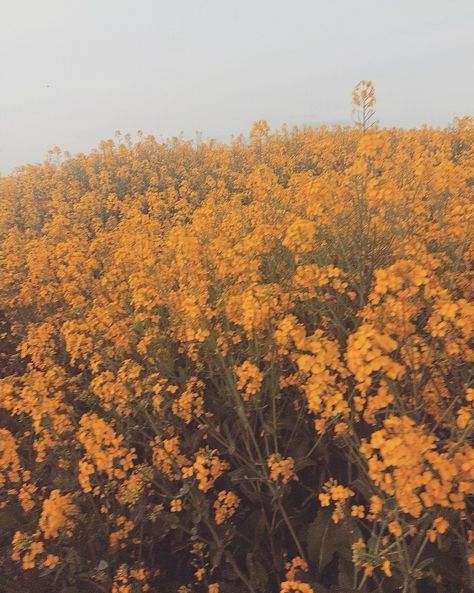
213, 489, 240, 524
361, 415, 474, 517
170, 498, 183, 512
0, 428, 22, 488
11, 531, 59, 571
116, 466, 152, 505
38, 489, 77, 539
112, 563, 150, 593
151, 435, 191, 481
18, 482, 37, 512
352, 79, 376, 108
280, 580, 314, 593
284, 556, 308, 580
267, 454, 298, 484
11, 533, 44, 570
319, 479, 355, 523
282, 218, 317, 254
183, 448, 230, 492
294, 329, 349, 433
109, 515, 135, 550
293, 264, 348, 300
77, 413, 136, 493
171, 377, 205, 423
235, 361, 264, 400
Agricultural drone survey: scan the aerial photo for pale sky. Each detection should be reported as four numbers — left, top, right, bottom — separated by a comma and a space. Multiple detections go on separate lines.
1, 0, 473, 174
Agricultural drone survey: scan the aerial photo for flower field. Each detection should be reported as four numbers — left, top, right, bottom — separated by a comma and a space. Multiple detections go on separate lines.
0, 117, 473, 593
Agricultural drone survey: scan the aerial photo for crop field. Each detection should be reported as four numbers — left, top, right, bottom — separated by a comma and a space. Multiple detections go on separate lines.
0, 115, 473, 593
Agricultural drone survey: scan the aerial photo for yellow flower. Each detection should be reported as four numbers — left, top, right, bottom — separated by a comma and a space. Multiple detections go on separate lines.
195, 567, 205, 582
267, 454, 298, 484
279, 580, 314, 593
351, 505, 365, 519
388, 521, 403, 538
319, 493, 330, 506
363, 564, 374, 577
285, 556, 308, 580
43, 554, 59, 569
213, 490, 240, 525
432, 516, 449, 534
382, 559, 392, 577
457, 407, 471, 429
235, 361, 264, 400
170, 499, 182, 513
39, 490, 77, 539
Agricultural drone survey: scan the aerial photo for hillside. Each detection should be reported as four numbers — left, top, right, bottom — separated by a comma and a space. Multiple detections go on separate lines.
0, 120, 473, 593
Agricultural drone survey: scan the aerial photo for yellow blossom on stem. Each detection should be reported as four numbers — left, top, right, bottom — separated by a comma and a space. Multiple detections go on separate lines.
267, 454, 298, 484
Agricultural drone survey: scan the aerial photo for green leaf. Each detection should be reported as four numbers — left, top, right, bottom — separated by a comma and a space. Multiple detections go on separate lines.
307, 509, 362, 578
240, 509, 266, 547
209, 543, 225, 570
245, 553, 268, 592
417, 557, 434, 571
97, 559, 108, 571
307, 508, 338, 574
337, 557, 357, 591
350, 478, 373, 502
338, 519, 362, 562
0, 508, 20, 530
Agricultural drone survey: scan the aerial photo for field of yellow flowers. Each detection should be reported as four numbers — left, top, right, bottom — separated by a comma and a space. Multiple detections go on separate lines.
0, 116, 473, 593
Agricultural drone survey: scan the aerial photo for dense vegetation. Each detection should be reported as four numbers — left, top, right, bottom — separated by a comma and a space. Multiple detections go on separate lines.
0, 116, 473, 593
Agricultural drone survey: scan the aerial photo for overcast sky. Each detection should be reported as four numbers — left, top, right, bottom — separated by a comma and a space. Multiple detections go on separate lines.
1, 0, 473, 174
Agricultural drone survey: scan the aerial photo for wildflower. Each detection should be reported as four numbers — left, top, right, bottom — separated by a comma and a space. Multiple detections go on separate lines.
351, 505, 365, 519
189, 448, 229, 492
213, 490, 240, 524
285, 556, 308, 580
39, 490, 77, 539
195, 568, 205, 582
388, 521, 403, 538
170, 499, 182, 513
280, 581, 314, 593
267, 454, 298, 484
171, 378, 205, 423
235, 361, 264, 400
43, 554, 59, 569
